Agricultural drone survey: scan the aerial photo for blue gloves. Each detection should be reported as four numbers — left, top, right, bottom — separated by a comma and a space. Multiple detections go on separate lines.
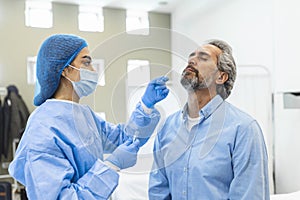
142, 76, 169, 108
106, 139, 140, 169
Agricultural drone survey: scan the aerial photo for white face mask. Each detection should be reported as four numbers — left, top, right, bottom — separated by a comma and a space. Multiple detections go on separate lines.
66, 65, 99, 98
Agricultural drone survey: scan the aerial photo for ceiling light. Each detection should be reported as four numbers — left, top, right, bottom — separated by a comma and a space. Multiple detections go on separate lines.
158, 1, 168, 6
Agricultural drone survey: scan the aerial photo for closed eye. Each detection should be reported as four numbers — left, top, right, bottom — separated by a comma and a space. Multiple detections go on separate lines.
198, 56, 208, 61
198, 52, 210, 61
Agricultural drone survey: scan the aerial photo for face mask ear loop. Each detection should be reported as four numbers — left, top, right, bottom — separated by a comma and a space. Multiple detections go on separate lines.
63, 64, 80, 83
62, 66, 76, 83
63, 74, 73, 83
68, 64, 80, 71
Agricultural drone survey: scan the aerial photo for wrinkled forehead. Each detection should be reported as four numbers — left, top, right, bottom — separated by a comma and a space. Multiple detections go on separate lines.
190, 44, 222, 58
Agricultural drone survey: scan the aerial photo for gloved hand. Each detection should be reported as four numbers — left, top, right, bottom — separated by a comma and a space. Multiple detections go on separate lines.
135, 137, 150, 148
106, 139, 140, 170
142, 76, 169, 108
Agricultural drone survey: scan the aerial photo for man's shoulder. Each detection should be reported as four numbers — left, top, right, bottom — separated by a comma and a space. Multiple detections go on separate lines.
223, 101, 263, 137
224, 101, 256, 123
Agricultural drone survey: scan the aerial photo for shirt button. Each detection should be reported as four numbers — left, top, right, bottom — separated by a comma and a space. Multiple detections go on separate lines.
183, 191, 186, 195
183, 167, 188, 172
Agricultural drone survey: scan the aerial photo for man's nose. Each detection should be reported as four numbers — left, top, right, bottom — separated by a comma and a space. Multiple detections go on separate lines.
188, 60, 196, 66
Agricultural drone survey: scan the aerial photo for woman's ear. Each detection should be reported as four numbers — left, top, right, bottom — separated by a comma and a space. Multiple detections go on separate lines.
216, 72, 228, 84
61, 66, 71, 77
61, 69, 66, 77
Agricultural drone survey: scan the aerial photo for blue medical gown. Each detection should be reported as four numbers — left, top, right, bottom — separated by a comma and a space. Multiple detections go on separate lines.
149, 95, 270, 200
8, 99, 160, 200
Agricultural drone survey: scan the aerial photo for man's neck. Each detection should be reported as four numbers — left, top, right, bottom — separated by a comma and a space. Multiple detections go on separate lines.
187, 88, 216, 118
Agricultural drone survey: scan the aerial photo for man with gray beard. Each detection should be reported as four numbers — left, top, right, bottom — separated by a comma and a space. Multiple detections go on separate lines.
148, 39, 270, 200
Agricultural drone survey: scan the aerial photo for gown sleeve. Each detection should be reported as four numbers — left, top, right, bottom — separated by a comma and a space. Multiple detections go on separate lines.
9, 134, 119, 200
97, 102, 161, 153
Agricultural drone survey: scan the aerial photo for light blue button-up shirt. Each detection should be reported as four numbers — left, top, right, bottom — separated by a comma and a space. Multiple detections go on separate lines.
149, 95, 270, 200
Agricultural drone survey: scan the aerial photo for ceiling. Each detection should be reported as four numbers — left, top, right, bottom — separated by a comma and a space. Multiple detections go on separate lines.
50, 0, 182, 13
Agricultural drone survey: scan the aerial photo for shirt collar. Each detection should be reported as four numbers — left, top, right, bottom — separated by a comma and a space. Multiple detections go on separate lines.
46, 98, 80, 105
182, 95, 224, 120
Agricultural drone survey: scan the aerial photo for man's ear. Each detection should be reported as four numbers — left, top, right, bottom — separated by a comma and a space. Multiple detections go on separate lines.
216, 72, 228, 84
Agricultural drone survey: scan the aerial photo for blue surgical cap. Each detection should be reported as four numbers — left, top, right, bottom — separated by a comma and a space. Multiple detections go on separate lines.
34, 34, 88, 106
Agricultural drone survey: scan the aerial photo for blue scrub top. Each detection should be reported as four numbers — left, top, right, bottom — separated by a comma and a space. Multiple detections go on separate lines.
9, 99, 160, 200
149, 95, 270, 200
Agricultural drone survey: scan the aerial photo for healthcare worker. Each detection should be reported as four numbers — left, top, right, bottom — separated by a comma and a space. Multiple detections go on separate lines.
148, 39, 270, 199
8, 34, 169, 200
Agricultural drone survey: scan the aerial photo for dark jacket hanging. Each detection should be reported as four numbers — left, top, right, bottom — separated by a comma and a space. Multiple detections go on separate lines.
0, 98, 4, 161
2, 85, 30, 161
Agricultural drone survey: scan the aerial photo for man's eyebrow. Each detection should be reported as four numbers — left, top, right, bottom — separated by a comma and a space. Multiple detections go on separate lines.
189, 52, 196, 57
198, 51, 210, 57
189, 51, 210, 58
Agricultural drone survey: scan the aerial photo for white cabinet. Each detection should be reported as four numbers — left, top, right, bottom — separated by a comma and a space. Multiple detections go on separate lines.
274, 93, 300, 193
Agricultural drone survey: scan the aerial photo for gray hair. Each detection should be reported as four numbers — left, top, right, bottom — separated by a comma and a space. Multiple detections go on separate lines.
206, 39, 236, 99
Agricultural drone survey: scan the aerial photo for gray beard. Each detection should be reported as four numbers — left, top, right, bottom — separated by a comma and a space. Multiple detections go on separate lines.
180, 75, 207, 91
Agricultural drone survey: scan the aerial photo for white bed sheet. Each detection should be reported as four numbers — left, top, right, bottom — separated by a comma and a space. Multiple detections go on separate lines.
271, 190, 300, 200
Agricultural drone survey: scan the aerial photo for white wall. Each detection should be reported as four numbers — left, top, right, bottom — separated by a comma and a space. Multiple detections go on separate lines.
172, 0, 274, 72
172, 0, 300, 194
273, 0, 300, 93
